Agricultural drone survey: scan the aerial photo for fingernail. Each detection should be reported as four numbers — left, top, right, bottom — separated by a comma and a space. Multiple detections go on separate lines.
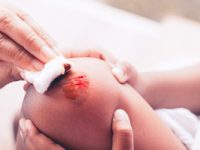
112, 66, 128, 83
25, 120, 31, 131
19, 118, 26, 131
41, 46, 56, 62
114, 109, 130, 121
31, 60, 44, 70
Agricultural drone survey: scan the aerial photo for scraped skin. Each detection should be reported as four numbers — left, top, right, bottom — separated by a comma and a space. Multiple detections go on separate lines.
16, 58, 186, 150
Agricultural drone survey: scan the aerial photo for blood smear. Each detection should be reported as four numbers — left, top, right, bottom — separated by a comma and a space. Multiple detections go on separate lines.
73, 75, 89, 89
62, 74, 89, 103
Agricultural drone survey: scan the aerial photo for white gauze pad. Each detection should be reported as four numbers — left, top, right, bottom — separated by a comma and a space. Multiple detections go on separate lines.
22, 57, 72, 94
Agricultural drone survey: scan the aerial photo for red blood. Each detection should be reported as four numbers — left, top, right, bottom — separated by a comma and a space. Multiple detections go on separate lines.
73, 75, 89, 89
62, 74, 89, 102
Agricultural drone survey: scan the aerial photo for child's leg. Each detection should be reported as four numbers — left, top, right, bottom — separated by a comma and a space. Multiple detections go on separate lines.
121, 85, 186, 150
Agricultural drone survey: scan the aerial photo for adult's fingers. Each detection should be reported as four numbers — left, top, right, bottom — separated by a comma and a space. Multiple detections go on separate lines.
0, 32, 43, 70
0, 61, 21, 88
64, 49, 137, 85
63, 49, 118, 65
3, 4, 58, 50
18, 118, 65, 150
0, 7, 56, 63
112, 109, 134, 150
63, 49, 138, 85
14, 9, 62, 56
112, 61, 138, 86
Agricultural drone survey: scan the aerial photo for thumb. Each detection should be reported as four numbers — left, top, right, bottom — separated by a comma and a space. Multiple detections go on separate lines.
19, 119, 65, 150
112, 109, 134, 150
112, 62, 138, 86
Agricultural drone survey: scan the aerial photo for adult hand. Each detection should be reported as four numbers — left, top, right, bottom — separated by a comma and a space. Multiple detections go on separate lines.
17, 109, 133, 150
112, 62, 151, 101
63, 49, 138, 86
63, 48, 118, 66
0, 61, 21, 88
0, 3, 58, 88
111, 61, 138, 86
64, 49, 150, 107
17, 118, 65, 150
112, 109, 134, 150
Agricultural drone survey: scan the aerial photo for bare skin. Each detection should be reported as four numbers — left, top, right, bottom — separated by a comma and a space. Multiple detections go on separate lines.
143, 65, 200, 114
17, 49, 134, 149
117, 62, 200, 114
17, 109, 134, 150
0, 2, 60, 89
16, 57, 186, 150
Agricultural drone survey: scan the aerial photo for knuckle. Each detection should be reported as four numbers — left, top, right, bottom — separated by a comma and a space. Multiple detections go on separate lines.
25, 33, 37, 47
17, 10, 30, 21
115, 128, 134, 149
12, 47, 27, 62
0, 35, 30, 66
41, 32, 54, 45
0, 34, 13, 60
0, 33, 6, 46
40, 32, 49, 40
121, 61, 132, 72
0, 8, 14, 29
115, 128, 133, 138
88, 49, 103, 59
120, 61, 137, 77
120, 141, 133, 150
